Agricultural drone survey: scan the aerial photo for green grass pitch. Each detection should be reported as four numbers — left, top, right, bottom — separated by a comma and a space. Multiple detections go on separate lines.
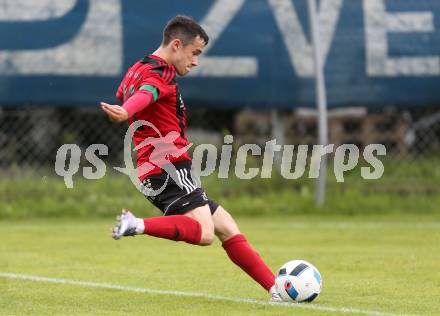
1, 216, 439, 315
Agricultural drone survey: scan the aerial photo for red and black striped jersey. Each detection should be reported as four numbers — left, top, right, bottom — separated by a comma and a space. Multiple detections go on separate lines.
116, 54, 190, 180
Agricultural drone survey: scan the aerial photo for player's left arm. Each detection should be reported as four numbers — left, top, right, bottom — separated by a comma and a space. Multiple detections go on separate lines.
100, 90, 155, 122
101, 79, 159, 122
100, 102, 130, 122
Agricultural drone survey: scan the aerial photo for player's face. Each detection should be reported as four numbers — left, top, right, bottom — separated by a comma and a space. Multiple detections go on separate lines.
173, 36, 205, 76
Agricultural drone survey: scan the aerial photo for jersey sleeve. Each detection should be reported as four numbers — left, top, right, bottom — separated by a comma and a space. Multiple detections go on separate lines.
122, 93, 153, 118
137, 74, 167, 103
121, 74, 167, 117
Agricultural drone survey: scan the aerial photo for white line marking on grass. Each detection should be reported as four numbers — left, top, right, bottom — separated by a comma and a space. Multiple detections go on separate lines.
0, 272, 415, 316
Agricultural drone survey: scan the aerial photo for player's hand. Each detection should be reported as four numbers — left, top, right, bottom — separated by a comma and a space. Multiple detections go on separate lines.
100, 102, 129, 122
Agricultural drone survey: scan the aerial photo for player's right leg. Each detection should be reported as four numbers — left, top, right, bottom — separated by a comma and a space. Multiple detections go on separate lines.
212, 206, 278, 299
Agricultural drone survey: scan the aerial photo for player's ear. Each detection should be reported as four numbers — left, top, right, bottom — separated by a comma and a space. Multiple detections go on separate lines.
171, 39, 181, 51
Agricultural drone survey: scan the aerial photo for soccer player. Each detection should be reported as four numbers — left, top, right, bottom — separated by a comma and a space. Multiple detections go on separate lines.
101, 15, 281, 302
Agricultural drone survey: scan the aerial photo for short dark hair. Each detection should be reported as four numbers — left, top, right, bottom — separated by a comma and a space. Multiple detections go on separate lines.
162, 15, 209, 46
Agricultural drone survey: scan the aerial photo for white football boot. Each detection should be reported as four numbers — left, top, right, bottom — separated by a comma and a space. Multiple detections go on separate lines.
270, 285, 283, 302
112, 209, 141, 240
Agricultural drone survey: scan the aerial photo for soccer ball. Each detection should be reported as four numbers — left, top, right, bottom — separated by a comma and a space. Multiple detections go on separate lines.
275, 260, 322, 303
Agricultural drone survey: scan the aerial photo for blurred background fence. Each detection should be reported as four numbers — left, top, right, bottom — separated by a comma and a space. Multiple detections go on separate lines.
2, 105, 440, 168
1, 0, 440, 218
1, 104, 439, 219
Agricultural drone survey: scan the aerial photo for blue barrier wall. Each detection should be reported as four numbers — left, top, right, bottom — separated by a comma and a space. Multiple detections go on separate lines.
1, 0, 440, 108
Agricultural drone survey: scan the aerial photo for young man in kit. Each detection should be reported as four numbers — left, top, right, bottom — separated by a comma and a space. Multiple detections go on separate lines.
100, 15, 281, 302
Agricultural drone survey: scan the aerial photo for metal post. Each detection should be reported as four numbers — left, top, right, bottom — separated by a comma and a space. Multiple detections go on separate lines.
307, 0, 329, 206
271, 109, 284, 170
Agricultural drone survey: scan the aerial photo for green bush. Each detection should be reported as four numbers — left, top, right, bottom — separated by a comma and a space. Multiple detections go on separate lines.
1, 156, 439, 219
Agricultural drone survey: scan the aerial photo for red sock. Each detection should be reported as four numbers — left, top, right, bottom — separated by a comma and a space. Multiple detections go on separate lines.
222, 234, 275, 291
143, 215, 202, 245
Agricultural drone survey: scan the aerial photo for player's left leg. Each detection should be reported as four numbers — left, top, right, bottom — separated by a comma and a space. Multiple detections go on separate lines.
112, 206, 212, 246
212, 206, 277, 295
112, 161, 216, 245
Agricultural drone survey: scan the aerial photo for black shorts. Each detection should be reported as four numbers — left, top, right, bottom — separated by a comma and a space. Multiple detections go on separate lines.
141, 160, 219, 216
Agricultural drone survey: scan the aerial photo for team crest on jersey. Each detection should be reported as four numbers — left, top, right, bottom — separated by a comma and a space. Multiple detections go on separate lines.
177, 91, 185, 109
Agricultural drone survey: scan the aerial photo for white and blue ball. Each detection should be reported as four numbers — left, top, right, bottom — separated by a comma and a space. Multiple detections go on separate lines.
275, 260, 322, 303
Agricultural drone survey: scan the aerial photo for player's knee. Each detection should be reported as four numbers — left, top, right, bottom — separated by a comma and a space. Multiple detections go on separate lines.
199, 228, 215, 246
213, 207, 241, 242
216, 223, 240, 242
199, 219, 215, 245
185, 205, 215, 245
